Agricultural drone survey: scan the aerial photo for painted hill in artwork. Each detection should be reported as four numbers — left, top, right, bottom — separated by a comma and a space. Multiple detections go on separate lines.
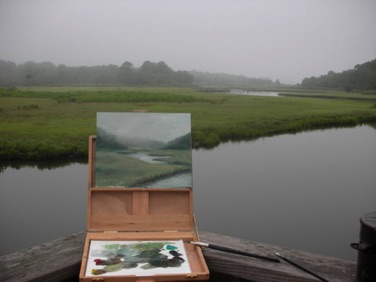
97, 127, 191, 151
165, 133, 191, 150
97, 127, 166, 150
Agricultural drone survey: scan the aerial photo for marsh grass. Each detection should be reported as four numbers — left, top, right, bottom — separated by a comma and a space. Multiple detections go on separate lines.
1, 86, 376, 161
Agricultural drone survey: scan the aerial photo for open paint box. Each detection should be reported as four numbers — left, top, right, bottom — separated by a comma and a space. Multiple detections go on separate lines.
79, 113, 209, 282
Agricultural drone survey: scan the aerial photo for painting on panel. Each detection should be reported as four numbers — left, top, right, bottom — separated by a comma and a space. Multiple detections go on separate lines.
86, 240, 191, 277
96, 112, 192, 188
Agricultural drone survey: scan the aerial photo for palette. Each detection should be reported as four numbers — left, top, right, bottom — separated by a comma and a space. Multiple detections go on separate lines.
86, 240, 190, 277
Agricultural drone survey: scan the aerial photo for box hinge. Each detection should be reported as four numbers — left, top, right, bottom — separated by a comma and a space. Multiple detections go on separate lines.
164, 230, 178, 232
104, 231, 118, 233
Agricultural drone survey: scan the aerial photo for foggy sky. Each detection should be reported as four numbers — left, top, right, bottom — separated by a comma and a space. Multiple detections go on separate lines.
1, 0, 375, 84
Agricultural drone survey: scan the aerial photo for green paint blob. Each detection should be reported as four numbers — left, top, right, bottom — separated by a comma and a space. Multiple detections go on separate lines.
104, 263, 123, 272
166, 245, 178, 250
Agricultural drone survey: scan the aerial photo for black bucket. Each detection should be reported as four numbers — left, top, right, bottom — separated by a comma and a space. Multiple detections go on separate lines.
351, 211, 376, 282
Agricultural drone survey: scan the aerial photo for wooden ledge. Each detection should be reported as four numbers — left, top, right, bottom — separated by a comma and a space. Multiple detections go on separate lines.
199, 232, 356, 282
0, 231, 356, 282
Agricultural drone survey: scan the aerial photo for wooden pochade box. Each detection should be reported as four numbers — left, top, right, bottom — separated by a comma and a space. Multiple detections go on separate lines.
79, 135, 209, 282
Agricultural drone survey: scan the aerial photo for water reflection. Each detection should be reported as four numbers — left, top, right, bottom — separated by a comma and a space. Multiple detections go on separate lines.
0, 163, 87, 255
0, 159, 86, 172
193, 125, 376, 261
1, 125, 375, 261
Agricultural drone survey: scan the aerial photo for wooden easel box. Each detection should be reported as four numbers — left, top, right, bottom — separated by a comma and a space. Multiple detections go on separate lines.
79, 136, 209, 282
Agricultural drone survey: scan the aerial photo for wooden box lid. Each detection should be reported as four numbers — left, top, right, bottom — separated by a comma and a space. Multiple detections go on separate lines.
87, 136, 195, 232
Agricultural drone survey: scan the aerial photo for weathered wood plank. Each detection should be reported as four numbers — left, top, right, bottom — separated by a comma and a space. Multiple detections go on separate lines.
0, 232, 85, 282
199, 231, 356, 282
0, 231, 356, 282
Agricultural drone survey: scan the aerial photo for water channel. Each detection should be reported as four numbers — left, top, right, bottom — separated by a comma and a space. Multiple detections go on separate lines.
229, 89, 280, 96
1, 125, 375, 261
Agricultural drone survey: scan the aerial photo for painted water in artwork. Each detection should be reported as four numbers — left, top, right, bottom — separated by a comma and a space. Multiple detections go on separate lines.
96, 113, 192, 188
86, 240, 190, 276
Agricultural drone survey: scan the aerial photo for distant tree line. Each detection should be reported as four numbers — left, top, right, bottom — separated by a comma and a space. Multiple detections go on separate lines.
0, 59, 279, 88
301, 58, 376, 91
0, 60, 194, 87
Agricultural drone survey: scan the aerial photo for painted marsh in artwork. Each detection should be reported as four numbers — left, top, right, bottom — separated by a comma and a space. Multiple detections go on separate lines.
95, 112, 192, 188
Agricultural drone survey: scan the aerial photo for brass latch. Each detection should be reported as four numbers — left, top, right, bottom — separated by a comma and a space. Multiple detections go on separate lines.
92, 278, 104, 282
186, 274, 198, 279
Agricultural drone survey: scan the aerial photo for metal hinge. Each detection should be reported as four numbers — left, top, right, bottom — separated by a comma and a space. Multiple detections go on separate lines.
164, 230, 178, 232
104, 231, 118, 233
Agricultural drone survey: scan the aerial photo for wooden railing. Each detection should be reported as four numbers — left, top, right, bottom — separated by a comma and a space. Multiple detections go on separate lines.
0, 231, 356, 282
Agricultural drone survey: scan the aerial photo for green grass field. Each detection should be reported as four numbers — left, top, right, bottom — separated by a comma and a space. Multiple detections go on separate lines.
1, 86, 376, 162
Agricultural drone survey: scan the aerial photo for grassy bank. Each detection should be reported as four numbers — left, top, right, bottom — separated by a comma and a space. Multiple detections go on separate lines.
1, 86, 376, 162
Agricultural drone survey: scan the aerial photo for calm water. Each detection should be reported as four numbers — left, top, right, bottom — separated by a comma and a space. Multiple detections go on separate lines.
1, 125, 375, 260
229, 89, 280, 96
0, 163, 87, 255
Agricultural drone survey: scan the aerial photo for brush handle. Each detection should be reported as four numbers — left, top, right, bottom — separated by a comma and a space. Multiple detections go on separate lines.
275, 253, 330, 282
208, 243, 280, 263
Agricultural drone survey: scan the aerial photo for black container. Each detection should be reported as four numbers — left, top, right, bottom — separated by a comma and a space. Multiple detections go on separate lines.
351, 211, 376, 282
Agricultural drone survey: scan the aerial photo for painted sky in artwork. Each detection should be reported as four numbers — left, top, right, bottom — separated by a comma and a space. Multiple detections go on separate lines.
97, 112, 191, 144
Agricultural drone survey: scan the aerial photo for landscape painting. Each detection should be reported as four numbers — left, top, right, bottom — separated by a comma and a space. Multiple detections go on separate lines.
86, 240, 191, 277
95, 112, 192, 188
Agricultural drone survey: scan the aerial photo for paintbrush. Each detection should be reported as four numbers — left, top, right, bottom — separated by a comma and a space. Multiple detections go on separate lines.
275, 252, 331, 282
188, 241, 280, 263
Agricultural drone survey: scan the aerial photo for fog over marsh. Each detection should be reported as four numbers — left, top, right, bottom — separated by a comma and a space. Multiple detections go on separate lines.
1, 0, 375, 84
